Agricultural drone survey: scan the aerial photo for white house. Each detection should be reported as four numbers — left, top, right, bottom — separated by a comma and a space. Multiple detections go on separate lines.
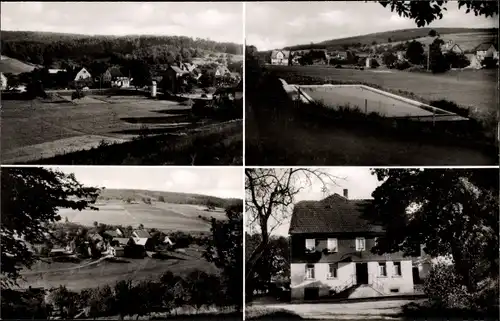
0, 72, 7, 90
288, 190, 417, 301
73, 67, 92, 81
271, 50, 290, 65
474, 43, 498, 62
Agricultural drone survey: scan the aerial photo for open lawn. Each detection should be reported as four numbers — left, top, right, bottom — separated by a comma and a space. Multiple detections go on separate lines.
18, 249, 218, 291
0, 94, 221, 163
57, 200, 227, 232
267, 65, 498, 116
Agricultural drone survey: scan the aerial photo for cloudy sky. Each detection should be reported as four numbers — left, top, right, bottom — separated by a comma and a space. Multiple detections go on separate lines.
246, 1, 498, 51
1, 2, 243, 43
47, 166, 243, 199
247, 168, 383, 236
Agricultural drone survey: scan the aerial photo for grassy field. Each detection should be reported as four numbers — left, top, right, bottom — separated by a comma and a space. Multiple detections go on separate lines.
19, 246, 217, 291
266, 65, 498, 116
1, 94, 198, 162
57, 200, 227, 232
1, 94, 243, 164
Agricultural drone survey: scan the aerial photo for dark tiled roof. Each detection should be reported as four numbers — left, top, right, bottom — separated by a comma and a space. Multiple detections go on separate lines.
271, 50, 291, 59
475, 42, 497, 51
108, 67, 124, 78
289, 194, 383, 234
133, 229, 151, 238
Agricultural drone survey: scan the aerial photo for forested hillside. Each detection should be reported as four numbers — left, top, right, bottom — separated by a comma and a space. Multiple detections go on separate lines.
282, 27, 497, 51
1, 30, 243, 67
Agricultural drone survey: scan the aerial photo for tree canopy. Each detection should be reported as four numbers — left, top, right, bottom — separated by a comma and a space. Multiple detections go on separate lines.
378, 1, 498, 27
366, 168, 499, 292
1, 167, 100, 288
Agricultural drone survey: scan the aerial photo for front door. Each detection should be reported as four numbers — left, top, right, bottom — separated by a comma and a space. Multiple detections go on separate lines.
304, 287, 319, 300
356, 263, 368, 284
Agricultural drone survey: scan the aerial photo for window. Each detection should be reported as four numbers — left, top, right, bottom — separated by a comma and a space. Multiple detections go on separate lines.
379, 262, 387, 277
327, 238, 338, 252
305, 239, 315, 252
327, 263, 338, 279
394, 262, 402, 276
355, 237, 365, 251
305, 264, 315, 279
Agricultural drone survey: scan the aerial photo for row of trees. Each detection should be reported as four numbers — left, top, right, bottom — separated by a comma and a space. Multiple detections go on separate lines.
3, 269, 234, 320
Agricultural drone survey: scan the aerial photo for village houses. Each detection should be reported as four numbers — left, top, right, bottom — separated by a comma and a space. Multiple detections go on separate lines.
288, 190, 428, 301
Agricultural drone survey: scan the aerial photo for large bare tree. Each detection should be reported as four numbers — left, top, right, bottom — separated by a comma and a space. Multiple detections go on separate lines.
245, 168, 341, 283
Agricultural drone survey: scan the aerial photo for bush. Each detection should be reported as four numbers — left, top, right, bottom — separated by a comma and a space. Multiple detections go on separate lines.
393, 60, 411, 70
71, 89, 85, 100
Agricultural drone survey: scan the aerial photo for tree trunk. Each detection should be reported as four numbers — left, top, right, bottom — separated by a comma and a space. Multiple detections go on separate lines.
451, 243, 476, 293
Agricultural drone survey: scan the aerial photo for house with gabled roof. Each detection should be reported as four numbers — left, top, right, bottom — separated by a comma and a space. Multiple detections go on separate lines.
270, 50, 291, 65
289, 190, 418, 301
474, 42, 498, 62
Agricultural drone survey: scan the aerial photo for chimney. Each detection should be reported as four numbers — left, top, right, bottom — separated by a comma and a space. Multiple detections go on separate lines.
343, 189, 348, 199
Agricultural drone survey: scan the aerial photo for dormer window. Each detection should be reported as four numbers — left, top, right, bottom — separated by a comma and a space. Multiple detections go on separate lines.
355, 237, 365, 251
327, 238, 338, 252
305, 238, 315, 252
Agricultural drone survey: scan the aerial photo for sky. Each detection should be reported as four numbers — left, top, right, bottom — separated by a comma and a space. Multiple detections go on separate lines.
0, 2, 243, 43
246, 168, 383, 236
246, 1, 499, 51
47, 166, 244, 199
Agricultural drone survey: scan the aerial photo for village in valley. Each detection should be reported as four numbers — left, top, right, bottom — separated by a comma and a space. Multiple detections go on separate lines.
0, 2, 243, 166
2, 166, 244, 320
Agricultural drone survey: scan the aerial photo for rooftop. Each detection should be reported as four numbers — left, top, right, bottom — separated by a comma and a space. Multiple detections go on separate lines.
289, 194, 383, 234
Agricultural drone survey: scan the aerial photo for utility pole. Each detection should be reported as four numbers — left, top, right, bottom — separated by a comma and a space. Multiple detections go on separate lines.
427, 44, 430, 71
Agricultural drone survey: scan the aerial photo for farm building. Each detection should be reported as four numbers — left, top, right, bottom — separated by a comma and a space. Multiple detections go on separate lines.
102, 67, 131, 88
103, 228, 124, 238
0, 72, 7, 90
474, 42, 498, 61
214, 65, 231, 78
288, 190, 422, 301
440, 40, 463, 55
48, 68, 66, 74
112, 237, 134, 247
73, 67, 92, 81
271, 50, 291, 65
161, 65, 190, 94
108, 246, 125, 257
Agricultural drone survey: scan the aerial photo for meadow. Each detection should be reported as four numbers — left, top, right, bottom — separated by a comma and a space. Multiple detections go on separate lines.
58, 200, 227, 232
19, 247, 217, 291
266, 65, 498, 116
1, 94, 197, 162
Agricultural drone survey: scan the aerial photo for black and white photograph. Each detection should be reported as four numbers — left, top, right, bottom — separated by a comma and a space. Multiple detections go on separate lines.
1, 166, 243, 320
245, 167, 499, 320
245, 1, 499, 166
0, 2, 243, 165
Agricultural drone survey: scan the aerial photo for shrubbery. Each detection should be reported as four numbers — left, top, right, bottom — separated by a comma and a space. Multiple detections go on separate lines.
421, 263, 499, 317
71, 89, 85, 100
2, 269, 237, 320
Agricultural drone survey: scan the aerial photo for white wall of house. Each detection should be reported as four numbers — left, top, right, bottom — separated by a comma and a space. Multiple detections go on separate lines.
291, 260, 414, 300
367, 260, 414, 294
74, 68, 92, 81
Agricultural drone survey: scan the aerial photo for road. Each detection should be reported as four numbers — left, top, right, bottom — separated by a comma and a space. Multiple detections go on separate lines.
247, 299, 427, 320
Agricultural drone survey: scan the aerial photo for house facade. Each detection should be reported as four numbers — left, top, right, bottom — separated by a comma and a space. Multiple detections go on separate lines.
289, 191, 416, 301
0, 72, 7, 90
162, 65, 190, 94
74, 67, 92, 81
440, 41, 463, 55
271, 50, 290, 65
475, 43, 498, 61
